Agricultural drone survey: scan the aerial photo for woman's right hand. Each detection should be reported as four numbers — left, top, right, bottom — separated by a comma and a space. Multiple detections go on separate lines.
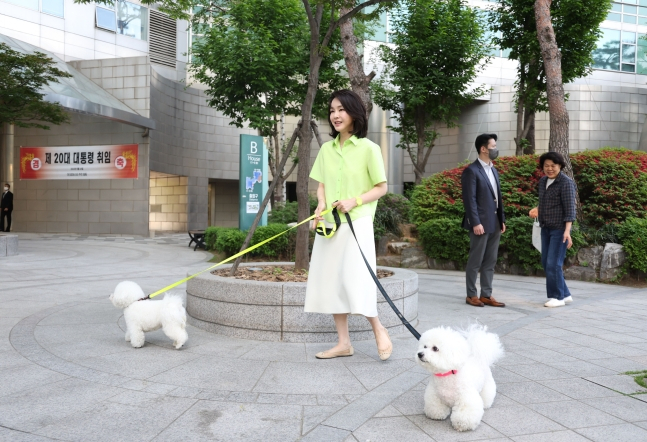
529, 207, 538, 218
312, 201, 326, 229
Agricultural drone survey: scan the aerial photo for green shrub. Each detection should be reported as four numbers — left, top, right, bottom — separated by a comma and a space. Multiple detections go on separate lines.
418, 218, 470, 264
250, 223, 295, 258
617, 218, 647, 272
579, 222, 621, 246
571, 148, 647, 227
374, 193, 411, 240
268, 196, 319, 224
204, 226, 237, 250
214, 228, 247, 255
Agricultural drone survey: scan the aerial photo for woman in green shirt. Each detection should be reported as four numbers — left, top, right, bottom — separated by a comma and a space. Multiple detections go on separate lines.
305, 89, 392, 361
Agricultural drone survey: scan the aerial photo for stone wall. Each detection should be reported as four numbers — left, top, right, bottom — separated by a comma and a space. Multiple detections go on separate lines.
149, 173, 187, 232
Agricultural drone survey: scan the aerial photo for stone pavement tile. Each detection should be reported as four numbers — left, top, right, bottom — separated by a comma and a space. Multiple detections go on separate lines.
589, 357, 647, 372
74, 345, 202, 379
391, 389, 425, 416
493, 393, 522, 407
0, 377, 121, 433
481, 404, 565, 436
504, 329, 551, 341
151, 401, 302, 442
553, 346, 616, 361
636, 421, 647, 430
0, 426, 54, 442
343, 358, 416, 390
302, 425, 351, 442
585, 375, 647, 394
0, 349, 30, 370
182, 335, 258, 358
510, 430, 593, 442
287, 394, 318, 405
148, 355, 269, 391
546, 360, 618, 377
374, 405, 403, 418
595, 332, 645, 345
492, 366, 533, 384
34, 394, 197, 442
168, 386, 202, 398
499, 339, 545, 353
594, 344, 647, 358
575, 423, 647, 442
195, 390, 230, 401
522, 337, 582, 351
46, 336, 133, 361
33, 322, 124, 347
514, 349, 579, 364
227, 391, 258, 402
408, 415, 505, 441
0, 364, 68, 398
537, 378, 621, 400
497, 352, 537, 367
353, 416, 433, 441
582, 395, 647, 422
303, 405, 345, 434
345, 394, 362, 403
252, 361, 368, 395
317, 395, 349, 405
497, 381, 570, 404
528, 400, 623, 428
37, 302, 120, 326
240, 341, 307, 362
256, 393, 287, 404
106, 390, 162, 405
502, 363, 576, 381
142, 383, 176, 395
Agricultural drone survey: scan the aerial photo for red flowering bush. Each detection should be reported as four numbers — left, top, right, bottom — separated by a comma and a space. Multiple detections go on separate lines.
571, 148, 647, 227
410, 155, 542, 224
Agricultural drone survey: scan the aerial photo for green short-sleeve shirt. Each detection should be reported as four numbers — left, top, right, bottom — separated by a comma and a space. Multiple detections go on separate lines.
310, 135, 387, 224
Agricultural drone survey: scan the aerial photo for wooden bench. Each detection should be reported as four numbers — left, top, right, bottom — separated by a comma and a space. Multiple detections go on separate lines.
188, 230, 206, 251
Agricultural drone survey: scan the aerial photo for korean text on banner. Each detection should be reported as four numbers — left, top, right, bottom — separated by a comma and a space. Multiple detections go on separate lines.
19, 145, 139, 180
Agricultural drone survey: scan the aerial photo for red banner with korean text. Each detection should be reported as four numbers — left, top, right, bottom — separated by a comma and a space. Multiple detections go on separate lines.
19, 145, 138, 180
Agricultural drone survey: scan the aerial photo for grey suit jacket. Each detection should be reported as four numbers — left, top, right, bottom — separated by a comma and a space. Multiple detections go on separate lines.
461, 160, 505, 234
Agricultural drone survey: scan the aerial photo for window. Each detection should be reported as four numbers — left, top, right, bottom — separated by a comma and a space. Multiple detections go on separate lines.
96, 1, 148, 41
593, 29, 638, 72
606, 0, 647, 24
1, 0, 63, 17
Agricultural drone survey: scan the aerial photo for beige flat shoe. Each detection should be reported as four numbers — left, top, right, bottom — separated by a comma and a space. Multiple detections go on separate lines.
378, 328, 393, 361
315, 346, 354, 359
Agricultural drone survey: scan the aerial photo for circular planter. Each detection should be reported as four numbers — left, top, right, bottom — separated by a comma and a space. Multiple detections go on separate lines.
186, 262, 418, 342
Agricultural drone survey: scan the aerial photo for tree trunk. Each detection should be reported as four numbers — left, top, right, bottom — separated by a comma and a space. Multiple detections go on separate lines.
340, 5, 376, 118
515, 68, 526, 156
523, 108, 536, 154
534, 0, 570, 170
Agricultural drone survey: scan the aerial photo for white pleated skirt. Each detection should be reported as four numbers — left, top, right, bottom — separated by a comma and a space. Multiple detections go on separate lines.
304, 215, 378, 317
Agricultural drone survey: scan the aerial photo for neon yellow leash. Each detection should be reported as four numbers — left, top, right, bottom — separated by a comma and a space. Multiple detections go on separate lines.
143, 208, 333, 300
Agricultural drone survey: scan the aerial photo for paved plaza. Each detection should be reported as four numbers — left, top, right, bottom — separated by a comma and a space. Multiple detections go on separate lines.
1, 234, 647, 442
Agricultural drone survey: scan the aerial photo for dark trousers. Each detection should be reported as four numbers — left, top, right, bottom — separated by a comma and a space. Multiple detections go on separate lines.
1, 210, 11, 232
465, 225, 501, 298
541, 227, 571, 300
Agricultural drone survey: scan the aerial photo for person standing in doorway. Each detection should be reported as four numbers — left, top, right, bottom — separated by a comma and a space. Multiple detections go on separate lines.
1, 183, 13, 232
461, 134, 506, 308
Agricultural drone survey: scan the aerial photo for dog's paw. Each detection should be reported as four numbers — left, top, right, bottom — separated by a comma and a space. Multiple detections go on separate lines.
173, 341, 184, 349
425, 406, 450, 420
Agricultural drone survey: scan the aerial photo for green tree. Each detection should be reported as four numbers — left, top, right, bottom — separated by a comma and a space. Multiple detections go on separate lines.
0, 43, 71, 129
372, 0, 491, 185
489, 0, 611, 155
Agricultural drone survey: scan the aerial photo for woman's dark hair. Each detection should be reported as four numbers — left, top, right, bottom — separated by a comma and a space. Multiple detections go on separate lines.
474, 133, 497, 154
328, 89, 368, 139
539, 151, 566, 169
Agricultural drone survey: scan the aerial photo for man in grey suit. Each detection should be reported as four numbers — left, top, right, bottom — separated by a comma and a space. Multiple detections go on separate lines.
461, 134, 506, 308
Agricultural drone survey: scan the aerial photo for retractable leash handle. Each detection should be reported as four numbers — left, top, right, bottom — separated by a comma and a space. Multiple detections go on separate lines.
343, 211, 422, 341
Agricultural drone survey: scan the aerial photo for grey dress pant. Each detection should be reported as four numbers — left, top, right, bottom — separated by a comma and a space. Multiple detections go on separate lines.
465, 226, 501, 299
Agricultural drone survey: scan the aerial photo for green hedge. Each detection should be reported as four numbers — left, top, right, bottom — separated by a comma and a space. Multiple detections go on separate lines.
618, 218, 647, 273
418, 216, 585, 271
204, 223, 296, 259
374, 193, 411, 240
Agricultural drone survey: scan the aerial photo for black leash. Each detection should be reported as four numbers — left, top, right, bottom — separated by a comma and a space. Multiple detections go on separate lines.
343, 211, 421, 341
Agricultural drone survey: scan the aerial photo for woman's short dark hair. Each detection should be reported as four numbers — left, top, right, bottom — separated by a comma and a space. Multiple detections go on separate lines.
539, 151, 566, 169
328, 89, 368, 139
474, 133, 497, 154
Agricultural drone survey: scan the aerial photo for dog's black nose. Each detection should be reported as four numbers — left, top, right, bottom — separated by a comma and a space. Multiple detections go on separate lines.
417, 352, 425, 359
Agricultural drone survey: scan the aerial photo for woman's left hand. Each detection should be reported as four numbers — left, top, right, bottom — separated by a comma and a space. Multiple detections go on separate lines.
332, 198, 357, 213
563, 231, 573, 249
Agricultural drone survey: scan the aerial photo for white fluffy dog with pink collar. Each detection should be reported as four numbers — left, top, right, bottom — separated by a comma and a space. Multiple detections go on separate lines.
416, 325, 504, 431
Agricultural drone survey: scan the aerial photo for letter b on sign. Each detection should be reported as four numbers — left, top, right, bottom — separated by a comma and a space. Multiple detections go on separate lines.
250, 142, 258, 154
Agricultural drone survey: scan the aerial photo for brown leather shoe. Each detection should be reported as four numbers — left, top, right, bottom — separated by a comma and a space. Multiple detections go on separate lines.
466, 297, 484, 307
480, 296, 505, 307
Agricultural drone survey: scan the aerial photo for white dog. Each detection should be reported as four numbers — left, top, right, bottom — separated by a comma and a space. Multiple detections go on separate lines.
416, 324, 504, 432
109, 281, 188, 349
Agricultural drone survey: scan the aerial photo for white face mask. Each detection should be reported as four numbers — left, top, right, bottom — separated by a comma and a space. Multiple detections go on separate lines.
3, 187, 7, 191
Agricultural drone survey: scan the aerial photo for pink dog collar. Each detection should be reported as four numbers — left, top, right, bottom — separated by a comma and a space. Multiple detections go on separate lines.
434, 370, 457, 377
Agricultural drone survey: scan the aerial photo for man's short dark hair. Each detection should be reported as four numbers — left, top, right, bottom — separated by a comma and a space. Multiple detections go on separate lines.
474, 133, 497, 154
328, 89, 368, 139
539, 152, 566, 169
4, 183, 8, 189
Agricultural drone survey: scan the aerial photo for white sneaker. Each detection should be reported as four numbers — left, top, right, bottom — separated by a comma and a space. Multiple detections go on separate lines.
563, 296, 573, 304
544, 298, 565, 308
